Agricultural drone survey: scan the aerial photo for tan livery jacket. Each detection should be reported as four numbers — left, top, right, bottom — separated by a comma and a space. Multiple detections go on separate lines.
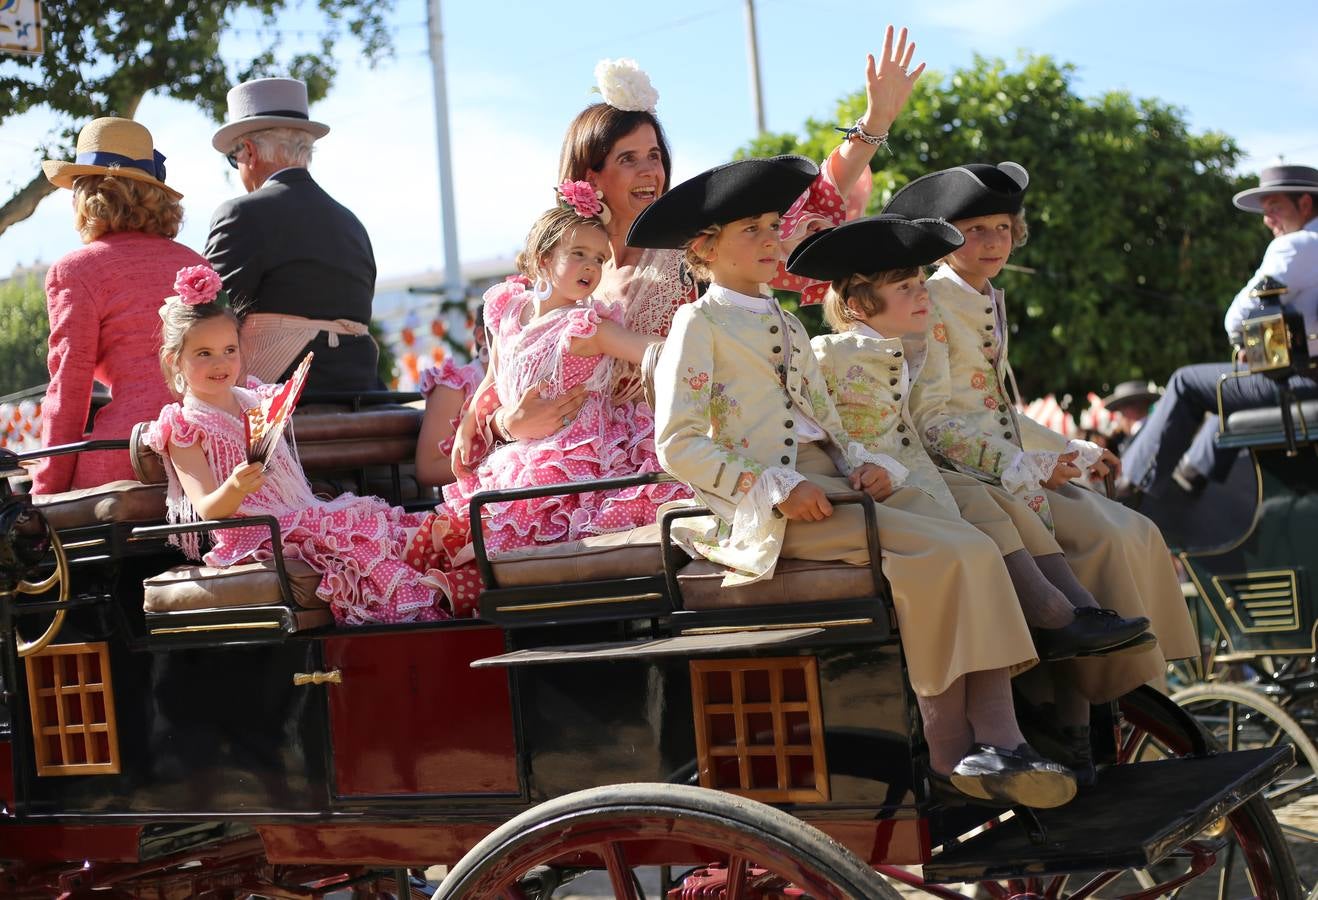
653, 285, 866, 582
811, 328, 957, 514
909, 264, 1068, 528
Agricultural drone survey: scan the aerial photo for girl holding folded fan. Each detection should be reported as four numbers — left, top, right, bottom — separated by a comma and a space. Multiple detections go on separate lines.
144, 265, 448, 626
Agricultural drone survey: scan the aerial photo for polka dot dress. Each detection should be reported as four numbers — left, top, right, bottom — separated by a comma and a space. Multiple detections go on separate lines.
405, 284, 690, 615
146, 386, 451, 626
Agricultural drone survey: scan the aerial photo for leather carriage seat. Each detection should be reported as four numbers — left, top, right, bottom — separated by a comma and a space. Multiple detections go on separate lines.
677, 558, 879, 610
292, 403, 429, 503
32, 479, 168, 531
30, 421, 170, 530
143, 556, 331, 633
1223, 398, 1318, 438
488, 522, 668, 587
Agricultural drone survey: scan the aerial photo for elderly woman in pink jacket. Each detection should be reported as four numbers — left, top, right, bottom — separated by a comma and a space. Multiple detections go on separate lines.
34, 118, 206, 494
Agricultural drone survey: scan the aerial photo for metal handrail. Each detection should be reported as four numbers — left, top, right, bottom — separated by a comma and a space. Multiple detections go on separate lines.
130, 515, 297, 607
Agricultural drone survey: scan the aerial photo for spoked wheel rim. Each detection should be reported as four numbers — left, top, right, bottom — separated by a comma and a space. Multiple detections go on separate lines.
435, 783, 901, 899
1170, 682, 1318, 819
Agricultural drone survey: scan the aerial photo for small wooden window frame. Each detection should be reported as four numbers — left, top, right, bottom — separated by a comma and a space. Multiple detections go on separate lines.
690, 656, 830, 803
25, 642, 120, 776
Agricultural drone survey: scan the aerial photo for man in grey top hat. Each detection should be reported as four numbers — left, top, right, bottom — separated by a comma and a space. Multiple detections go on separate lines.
1120, 164, 1318, 497
205, 76, 382, 393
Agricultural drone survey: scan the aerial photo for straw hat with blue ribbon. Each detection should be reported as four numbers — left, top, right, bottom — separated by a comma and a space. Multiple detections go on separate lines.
41, 117, 181, 199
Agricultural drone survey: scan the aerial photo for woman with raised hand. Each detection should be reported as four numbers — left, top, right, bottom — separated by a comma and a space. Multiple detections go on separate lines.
453, 27, 925, 475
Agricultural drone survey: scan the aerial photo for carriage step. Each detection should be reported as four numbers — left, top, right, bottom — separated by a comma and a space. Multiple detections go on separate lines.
923, 745, 1293, 883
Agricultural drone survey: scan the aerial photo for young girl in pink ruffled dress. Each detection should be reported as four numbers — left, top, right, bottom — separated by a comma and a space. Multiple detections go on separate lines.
145, 265, 448, 626
406, 186, 690, 615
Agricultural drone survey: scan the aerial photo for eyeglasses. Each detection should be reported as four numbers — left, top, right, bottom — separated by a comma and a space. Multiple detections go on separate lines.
225, 145, 244, 169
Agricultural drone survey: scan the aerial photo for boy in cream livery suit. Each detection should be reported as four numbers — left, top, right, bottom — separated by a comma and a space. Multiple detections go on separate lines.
884, 162, 1199, 704
791, 213, 1151, 785
633, 155, 1078, 809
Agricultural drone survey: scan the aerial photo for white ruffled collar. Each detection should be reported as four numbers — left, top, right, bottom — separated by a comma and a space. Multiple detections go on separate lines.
707, 282, 776, 313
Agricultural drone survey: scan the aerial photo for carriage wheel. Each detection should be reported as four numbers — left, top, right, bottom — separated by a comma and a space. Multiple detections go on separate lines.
433, 782, 903, 899
1170, 681, 1318, 825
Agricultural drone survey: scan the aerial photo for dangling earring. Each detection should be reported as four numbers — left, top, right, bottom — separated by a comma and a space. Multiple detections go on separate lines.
532, 277, 552, 301
173, 372, 186, 394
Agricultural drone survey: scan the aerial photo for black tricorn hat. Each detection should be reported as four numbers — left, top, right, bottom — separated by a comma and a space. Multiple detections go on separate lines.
1232, 165, 1318, 213
785, 214, 964, 281
627, 155, 819, 249
883, 161, 1029, 222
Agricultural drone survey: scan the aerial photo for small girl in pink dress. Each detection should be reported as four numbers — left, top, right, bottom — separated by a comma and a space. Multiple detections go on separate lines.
407, 187, 689, 615
145, 265, 448, 626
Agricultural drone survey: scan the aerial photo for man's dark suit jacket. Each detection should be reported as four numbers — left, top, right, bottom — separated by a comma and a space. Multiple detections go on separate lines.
205, 168, 383, 392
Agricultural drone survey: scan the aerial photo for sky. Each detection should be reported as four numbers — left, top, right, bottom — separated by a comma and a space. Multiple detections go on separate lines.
2, 0, 1317, 285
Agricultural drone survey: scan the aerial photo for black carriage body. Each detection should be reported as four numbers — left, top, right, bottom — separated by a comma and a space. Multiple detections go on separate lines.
0, 394, 1299, 896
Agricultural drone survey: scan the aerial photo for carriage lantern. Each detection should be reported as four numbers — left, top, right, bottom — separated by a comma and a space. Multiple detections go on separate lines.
1236, 275, 1313, 455
1238, 275, 1309, 376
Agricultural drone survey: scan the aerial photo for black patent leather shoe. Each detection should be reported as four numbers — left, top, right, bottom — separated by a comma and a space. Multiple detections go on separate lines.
926, 768, 1009, 807
950, 743, 1077, 809
1032, 607, 1150, 662
1076, 630, 1156, 659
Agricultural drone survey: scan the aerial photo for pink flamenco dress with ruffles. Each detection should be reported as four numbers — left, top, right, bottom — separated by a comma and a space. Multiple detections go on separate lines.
407, 281, 689, 617
145, 380, 450, 626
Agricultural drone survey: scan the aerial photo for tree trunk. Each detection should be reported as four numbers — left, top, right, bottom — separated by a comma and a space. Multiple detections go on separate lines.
0, 173, 58, 240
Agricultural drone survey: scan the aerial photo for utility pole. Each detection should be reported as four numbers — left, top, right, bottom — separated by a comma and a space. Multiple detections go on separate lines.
426, 0, 464, 305
743, 0, 766, 135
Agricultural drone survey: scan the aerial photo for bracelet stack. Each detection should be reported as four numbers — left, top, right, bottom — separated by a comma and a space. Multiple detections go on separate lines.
835, 117, 890, 149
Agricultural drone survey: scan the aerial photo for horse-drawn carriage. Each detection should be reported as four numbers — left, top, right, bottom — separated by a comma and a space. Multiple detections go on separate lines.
0, 385, 1302, 898
1136, 276, 1318, 856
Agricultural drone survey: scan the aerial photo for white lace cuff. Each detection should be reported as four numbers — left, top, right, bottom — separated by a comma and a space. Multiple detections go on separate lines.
1066, 438, 1105, 472
730, 466, 807, 551
846, 442, 909, 488
1001, 449, 1060, 495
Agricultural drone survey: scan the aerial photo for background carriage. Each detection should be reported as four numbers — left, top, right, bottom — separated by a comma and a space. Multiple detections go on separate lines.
1136, 280, 1318, 872
0, 388, 1302, 898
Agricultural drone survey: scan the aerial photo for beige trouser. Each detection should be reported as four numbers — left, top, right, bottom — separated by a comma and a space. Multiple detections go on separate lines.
779, 443, 1036, 698
947, 470, 1193, 702
1041, 483, 1198, 698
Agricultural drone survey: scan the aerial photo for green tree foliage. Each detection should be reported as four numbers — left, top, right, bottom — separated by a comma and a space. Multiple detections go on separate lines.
0, 0, 395, 236
0, 275, 52, 395
744, 54, 1268, 400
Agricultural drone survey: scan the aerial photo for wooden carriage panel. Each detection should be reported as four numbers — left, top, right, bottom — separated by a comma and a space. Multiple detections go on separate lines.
322, 626, 519, 797
689, 656, 829, 803
23, 642, 120, 776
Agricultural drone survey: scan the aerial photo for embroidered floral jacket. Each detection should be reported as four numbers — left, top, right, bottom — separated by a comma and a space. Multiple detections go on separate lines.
812, 329, 956, 514
653, 286, 867, 582
909, 264, 1068, 527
